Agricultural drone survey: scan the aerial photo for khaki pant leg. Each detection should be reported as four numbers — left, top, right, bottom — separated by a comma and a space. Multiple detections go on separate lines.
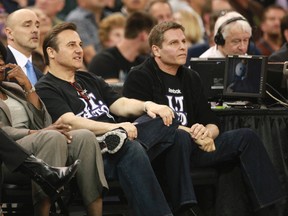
67, 129, 108, 206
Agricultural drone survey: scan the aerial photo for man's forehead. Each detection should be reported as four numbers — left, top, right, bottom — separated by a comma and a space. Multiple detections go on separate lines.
163, 29, 185, 39
10, 12, 39, 26
57, 30, 81, 43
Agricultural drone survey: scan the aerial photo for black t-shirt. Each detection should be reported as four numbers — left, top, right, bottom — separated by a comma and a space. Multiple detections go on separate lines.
88, 46, 148, 81
159, 71, 189, 126
35, 71, 121, 123
123, 57, 220, 128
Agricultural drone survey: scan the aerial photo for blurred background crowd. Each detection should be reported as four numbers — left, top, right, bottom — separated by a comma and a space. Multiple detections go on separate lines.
0, 0, 287, 80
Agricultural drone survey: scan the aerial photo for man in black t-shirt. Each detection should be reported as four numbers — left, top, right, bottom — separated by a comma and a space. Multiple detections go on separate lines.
36, 22, 197, 216
88, 11, 155, 83
123, 21, 285, 216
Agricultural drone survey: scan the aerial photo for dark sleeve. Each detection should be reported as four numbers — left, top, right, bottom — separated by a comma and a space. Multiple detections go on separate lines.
186, 70, 220, 127
36, 81, 74, 123
93, 74, 122, 106
88, 52, 120, 79
123, 68, 154, 101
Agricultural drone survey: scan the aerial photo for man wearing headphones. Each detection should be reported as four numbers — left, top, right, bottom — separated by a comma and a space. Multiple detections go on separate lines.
200, 11, 252, 57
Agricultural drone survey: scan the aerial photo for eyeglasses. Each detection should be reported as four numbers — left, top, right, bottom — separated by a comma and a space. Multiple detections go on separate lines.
70, 82, 90, 102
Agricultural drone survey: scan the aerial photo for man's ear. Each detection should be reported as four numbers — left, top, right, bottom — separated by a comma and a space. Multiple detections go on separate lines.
152, 45, 160, 57
5, 27, 13, 40
46, 47, 55, 59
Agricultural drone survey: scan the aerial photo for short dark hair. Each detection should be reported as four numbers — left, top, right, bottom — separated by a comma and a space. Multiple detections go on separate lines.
43, 22, 77, 65
148, 21, 184, 48
124, 11, 156, 39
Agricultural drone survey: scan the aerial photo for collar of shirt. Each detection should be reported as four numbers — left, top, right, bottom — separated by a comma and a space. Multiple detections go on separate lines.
8, 45, 32, 75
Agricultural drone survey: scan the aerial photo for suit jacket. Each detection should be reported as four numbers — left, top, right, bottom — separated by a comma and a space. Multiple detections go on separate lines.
268, 43, 288, 62
0, 82, 51, 141
5, 48, 43, 81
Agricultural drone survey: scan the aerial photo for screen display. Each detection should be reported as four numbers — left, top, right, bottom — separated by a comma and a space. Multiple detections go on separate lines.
223, 55, 267, 99
266, 62, 287, 98
189, 58, 225, 101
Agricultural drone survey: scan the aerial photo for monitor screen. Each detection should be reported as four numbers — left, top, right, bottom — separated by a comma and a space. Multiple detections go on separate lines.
266, 61, 288, 98
223, 55, 267, 99
189, 58, 226, 101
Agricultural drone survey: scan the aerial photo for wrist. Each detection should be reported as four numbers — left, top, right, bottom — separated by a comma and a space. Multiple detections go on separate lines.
143, 101, 152, 113
23, 86, 35, 96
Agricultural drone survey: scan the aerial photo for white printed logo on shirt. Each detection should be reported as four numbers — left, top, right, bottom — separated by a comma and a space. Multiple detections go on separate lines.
166, 89, 187, 126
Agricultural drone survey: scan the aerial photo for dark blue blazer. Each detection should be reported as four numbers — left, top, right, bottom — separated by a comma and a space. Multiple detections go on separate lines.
268, 43, 288, 63
5, 48, 43, 81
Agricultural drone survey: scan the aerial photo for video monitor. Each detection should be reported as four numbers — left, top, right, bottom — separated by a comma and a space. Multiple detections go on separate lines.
189, 58, 226, 101
223, 55, 267, 99
266, 61, 288, 98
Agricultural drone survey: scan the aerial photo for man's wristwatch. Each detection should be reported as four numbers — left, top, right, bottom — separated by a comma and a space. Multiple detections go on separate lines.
23, 86, 36, 96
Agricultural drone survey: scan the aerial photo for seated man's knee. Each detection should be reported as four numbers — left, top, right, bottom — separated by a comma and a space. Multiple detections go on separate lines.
121, 140, 147, 158
70, 129, 96, 143
233, 128, 260, 142
37, 130, 67, 150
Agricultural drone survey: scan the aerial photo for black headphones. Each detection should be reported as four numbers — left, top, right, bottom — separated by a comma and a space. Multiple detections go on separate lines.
214, 17, 248, 46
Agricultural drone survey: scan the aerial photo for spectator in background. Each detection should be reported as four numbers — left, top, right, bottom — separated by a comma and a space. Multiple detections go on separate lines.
66, 0, 110, 65
34, 0, 65, 26
174, 10, 203, 47
98, 12, 126, 50
146, 0, 174, 24
269, 14, 288, 62
200, 11, 252, 58
256, 5, 286, 56
121, 0, 149, 16
88, 12, 155, 83
5, 8, 43, 84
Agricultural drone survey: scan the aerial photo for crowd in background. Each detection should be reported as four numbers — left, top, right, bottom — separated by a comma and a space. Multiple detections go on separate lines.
0, 0, 286, 80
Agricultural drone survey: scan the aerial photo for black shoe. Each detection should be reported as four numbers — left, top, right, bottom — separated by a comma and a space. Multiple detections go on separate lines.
97, 128, 127, 154
19, 155, 80, 201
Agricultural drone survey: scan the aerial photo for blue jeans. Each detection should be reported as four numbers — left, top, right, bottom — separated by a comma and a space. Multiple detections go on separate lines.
135, 116, 195, 212
103, 115, 194, 216
187, 128, 285, 210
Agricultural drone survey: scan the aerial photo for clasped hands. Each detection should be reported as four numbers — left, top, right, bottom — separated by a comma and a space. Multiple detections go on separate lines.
29, 118, 73, 144
180, 123, 216, 152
